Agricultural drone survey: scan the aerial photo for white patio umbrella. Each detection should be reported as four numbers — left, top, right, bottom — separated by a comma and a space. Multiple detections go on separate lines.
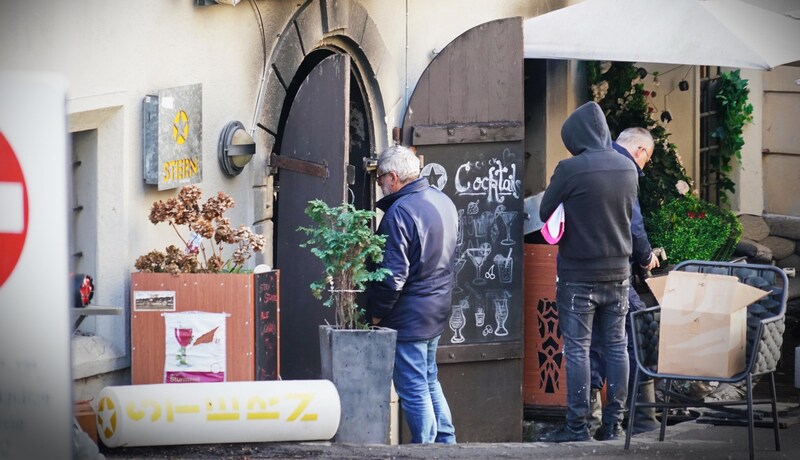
523, 0, 800, 70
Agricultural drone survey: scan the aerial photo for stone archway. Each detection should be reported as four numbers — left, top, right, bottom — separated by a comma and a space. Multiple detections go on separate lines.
250, 0, 397, 267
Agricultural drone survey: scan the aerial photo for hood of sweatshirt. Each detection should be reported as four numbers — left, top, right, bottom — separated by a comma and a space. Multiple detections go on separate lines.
560, 101, 612, 156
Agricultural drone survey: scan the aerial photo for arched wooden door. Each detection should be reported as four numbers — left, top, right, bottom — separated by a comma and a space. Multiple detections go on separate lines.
275, 53, 349, 380
401, 17, 525, 442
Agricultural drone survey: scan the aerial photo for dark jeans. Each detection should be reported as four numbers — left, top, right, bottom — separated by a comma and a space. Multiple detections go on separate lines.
557, 279, 630, 431
590, 277, 650, 395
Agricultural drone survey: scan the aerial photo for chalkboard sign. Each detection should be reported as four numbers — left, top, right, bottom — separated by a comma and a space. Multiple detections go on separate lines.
419, 142, 524, 344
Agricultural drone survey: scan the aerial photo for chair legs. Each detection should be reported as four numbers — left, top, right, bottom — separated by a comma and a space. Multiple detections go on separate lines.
624, 369, 641, 449
746, 374, 754, 460
769, 372, 781, 451
659, 378, 670, 441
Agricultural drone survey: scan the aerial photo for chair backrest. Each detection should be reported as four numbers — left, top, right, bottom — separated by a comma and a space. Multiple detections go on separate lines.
673, 260, 788, 376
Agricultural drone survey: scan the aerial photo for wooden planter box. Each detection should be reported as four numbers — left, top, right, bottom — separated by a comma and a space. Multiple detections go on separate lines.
131, 272, 280, 384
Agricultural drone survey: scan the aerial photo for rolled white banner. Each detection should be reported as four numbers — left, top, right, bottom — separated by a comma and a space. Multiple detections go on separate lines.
96, 380, 340, 447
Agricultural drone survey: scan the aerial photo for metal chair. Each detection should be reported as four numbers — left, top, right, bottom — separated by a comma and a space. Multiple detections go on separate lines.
624, 260, 788, 460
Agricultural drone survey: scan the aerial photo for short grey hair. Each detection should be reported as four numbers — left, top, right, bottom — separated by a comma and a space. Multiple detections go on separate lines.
616, 127, 654, 151
377, 145, 420, 182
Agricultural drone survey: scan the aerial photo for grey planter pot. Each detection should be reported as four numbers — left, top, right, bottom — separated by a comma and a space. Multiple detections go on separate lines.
319, 325, 397, 444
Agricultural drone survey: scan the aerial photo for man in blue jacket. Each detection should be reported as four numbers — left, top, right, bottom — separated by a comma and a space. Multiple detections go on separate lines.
540, 102, 638, 442
589, 127, 661, 437
366, 145, 458, 444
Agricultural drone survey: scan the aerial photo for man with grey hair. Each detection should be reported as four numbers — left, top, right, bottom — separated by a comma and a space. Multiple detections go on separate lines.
366, 145, 459, 444
589, 126, 661, 439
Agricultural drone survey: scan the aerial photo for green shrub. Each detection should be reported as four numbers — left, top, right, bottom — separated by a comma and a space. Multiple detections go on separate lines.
646, 194, 742, 264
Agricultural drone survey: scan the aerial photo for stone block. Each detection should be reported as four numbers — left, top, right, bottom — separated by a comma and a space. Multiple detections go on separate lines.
295, 0, 324, 53
738, 214, 770, 242
761, 235, 797, 261
254, 220, 273, 268
764, 214, 800, 240
253, 182, 274, 221
258, 70, 287, 135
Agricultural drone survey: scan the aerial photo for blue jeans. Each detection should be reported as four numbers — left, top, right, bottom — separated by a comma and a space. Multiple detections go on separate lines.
590, 277, 650, 393
393, 335, 456, 444
557, 279, 629, 431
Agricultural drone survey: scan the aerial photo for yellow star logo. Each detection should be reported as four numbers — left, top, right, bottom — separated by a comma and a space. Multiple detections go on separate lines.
97, 396, 117, 440
172, 110, 189, 145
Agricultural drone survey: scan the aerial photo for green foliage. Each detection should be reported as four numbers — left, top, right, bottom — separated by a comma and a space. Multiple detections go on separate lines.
711, 69, 754, 204
586, 61, 693, 220
298, 199, 391, 330
646, 194, 742, 264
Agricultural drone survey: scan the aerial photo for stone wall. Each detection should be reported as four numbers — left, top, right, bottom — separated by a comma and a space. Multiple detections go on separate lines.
735, 214, 800, 300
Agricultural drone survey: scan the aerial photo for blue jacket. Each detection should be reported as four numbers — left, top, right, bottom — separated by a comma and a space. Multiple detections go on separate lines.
540, 102, 638, 282
366, 177, 458, 341
612, 142, 653, 267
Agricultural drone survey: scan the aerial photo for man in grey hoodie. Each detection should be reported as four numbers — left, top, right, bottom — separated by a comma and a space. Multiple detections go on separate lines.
539, 101, 639, 442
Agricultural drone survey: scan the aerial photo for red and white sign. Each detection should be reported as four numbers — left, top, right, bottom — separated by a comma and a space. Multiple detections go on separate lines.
0, 72, 72, 460
0, 132, 29, 288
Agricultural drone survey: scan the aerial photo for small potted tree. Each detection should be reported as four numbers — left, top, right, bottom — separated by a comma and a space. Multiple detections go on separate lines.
298, 199, 396, 444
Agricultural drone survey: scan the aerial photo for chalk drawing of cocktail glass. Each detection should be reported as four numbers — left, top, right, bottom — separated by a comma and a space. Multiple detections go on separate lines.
175, 328, 193, 365
472, 211, 492, 238
475, 307, 485, 327
466, 242, 492, 285
453, 256, 467, 293
499, 211, 518, 245
449, 301, 468, 343
494, 248, 513, 283
494, 294, 510, 336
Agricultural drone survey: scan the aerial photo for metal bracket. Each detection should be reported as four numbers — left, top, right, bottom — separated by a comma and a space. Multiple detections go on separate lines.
269, 153, 329, 180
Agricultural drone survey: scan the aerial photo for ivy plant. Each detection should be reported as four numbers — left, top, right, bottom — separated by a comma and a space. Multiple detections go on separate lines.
298, 199, 391, 330
586, 61, 693, 220
711, 69, 754, 204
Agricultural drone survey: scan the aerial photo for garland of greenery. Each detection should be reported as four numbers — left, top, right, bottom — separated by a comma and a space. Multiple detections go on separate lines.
711, 69, 754, 204
586, 61, 693, 219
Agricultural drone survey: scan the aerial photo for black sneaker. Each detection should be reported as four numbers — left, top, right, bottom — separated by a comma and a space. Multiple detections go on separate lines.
593, 422, 624, 441
547, 425, 591, 442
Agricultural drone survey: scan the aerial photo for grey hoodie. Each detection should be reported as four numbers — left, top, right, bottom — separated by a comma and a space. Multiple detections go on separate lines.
539, 101, 638, 282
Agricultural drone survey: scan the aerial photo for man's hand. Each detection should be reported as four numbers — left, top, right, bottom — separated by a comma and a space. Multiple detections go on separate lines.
371, 317, 381, 325
643, 251, 660, 271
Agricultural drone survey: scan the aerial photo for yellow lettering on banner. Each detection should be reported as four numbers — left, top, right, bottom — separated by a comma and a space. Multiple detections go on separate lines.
162, 157, 200, 183
246, 396, 280, 420
126, 400, 161, 422
175, 404, 201, 414
285, 393, 317, 422
206, 396, 241, 421
126, 401, 145, 421
145, 399, 162, 421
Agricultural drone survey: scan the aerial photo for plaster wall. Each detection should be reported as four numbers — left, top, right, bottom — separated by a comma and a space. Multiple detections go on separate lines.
0, 0, 296, 372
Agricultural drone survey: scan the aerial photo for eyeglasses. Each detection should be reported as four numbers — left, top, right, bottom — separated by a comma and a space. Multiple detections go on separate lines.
639, 146, 653, 162
376, 171, 392, 183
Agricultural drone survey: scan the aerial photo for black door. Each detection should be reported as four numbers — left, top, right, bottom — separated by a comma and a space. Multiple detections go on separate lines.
402, 17, 525, 442
275, 53, 350, 380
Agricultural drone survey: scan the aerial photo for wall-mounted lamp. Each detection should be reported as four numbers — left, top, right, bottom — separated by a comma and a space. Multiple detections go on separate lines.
218, 120, 255, 177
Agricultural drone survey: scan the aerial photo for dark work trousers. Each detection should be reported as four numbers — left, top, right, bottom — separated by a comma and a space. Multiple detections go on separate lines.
590, 275, 650, 392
